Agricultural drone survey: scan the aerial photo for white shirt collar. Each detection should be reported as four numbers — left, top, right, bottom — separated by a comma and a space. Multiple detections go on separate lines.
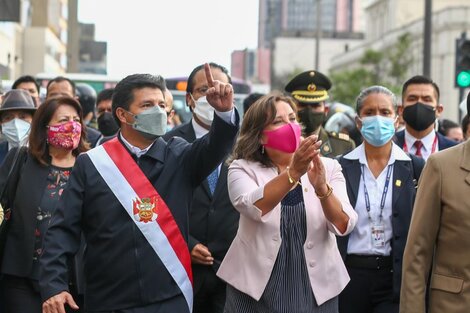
119, 133, 155, 158
191, 118, 209, 139
404, 128, 436, 153
343, 142, 410, 164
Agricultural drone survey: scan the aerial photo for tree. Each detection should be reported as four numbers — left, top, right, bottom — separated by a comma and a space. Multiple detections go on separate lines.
329, 32, 414, 105
330, 68, 375, 106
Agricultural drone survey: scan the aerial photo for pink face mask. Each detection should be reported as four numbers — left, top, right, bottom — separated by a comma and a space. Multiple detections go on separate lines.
47, 121, 82, 150
262, 122, 301, 153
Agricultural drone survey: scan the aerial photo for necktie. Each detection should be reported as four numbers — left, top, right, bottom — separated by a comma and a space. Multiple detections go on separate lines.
413, 140, 423, 157
207, 168, 219, 195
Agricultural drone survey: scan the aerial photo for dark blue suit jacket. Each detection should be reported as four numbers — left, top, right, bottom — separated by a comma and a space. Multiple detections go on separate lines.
337, 154, 424, 301
394, 129, 457, 152
163, 121, 239, 293
0, 141, 8, 166
39, 113, 239, 311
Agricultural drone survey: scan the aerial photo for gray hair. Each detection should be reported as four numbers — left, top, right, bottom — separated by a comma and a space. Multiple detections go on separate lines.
355, 85, 398, 114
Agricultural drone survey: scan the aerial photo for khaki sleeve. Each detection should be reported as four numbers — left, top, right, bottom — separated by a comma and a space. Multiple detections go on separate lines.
400, 156, 442, 313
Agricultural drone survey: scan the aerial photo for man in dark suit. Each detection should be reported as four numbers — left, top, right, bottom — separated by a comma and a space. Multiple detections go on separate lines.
163, 62, 239, 313
45, 76, 102, 148
394, 75, 456, 160
39, 67, 239, 313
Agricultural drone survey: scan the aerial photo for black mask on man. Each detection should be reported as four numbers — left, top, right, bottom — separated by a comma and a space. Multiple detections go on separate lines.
298, 109, 325, 135
402, 102, 436, 131
97, 112, 120, 136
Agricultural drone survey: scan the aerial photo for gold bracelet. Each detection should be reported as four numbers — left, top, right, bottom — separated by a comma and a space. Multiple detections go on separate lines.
286, 166, 301, 186
316, 183, 333, 200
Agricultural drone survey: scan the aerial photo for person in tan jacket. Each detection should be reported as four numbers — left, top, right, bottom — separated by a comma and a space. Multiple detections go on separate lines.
400, 93, 470, 313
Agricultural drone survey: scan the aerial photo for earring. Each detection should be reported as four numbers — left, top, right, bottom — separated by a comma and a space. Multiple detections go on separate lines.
261, 145, 265, 154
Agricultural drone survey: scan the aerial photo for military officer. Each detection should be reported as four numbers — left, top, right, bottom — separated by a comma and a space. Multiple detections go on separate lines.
285, 70, 355, 157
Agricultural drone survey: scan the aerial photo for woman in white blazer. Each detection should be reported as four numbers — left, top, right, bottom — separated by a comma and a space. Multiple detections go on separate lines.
217, 93, 358, 313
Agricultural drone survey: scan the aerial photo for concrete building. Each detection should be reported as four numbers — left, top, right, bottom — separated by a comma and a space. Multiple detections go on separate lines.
253, 0, 364, 88
22, 0, 70, 75
330, 0, 470, 121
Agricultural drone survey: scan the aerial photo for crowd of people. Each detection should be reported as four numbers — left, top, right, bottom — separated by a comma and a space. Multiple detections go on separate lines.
0, 63, 468, 313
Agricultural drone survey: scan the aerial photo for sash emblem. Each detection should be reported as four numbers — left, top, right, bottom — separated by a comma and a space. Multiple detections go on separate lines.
133, 197, 158, 223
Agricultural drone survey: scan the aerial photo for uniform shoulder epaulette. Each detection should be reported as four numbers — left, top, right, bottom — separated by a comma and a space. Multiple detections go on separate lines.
328, 131, 350, 141
338, 133, 350, 141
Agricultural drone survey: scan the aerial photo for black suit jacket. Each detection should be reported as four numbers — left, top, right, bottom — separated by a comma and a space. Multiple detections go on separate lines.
0, 149, 49, 278
337, 154, 424, 301
163, 121, 239, 293
0, 141, 8, 166
85, 126, 101, 148
394, 129, 457, 152
39, 113, 239, 311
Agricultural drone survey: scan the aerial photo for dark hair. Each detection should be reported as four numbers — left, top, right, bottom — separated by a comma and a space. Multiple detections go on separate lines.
112, 74, 166, 125
438, 118, 460, 136
462, 115, 470, 137
243, 92, 264, 114
96, 88, 114, 107
402, 75, 440, 102
229, 92, 297, 167
29, 96, 89, 165
46, 76, 76, 96
12, 75, 40, 94
355, 85, 397, 115
186, 62, 232, 94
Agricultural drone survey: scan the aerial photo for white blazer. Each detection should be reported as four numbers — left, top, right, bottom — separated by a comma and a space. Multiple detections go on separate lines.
217, 157, 358, 305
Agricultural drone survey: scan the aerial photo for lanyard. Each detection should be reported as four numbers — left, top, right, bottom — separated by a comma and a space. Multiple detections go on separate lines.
402, 134, 438, 154
361, 164, 393, 223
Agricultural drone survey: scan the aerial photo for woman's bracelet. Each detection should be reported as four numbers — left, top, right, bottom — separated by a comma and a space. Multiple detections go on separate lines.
286, 166, 301, 186
316, 183, 333, 200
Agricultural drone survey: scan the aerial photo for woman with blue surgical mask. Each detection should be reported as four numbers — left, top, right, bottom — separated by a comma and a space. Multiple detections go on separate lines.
336, 86, 425, 313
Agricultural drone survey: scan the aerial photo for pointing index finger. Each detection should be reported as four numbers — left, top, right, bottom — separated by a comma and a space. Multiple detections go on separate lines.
204, 63, 214, 87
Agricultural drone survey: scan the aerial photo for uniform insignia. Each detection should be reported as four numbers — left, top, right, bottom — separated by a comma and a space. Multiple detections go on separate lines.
395, 180, 402, 187
321, 141, 332, 155
133, 197, 158, 223
307, 83, 317, 91
338, 133, 350, 140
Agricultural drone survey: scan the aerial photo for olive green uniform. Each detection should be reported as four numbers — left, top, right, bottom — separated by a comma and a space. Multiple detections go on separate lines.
316, 127, 355, 158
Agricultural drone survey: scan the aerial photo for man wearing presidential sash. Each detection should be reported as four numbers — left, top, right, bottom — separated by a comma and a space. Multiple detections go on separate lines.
39, 64, 239, 313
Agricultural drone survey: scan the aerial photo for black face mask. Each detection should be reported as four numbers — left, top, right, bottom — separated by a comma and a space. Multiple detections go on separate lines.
402, 102, 436, 131
298, 109, 325, 135
97, 112, 120, 136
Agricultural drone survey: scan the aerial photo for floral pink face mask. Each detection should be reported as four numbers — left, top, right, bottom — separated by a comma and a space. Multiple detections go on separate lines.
47, 121, 82, 150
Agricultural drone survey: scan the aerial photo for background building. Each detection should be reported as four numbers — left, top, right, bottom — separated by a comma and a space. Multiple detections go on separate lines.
330, 0, 470, 121
232, 0, 363, 88
0, 0, 108, 83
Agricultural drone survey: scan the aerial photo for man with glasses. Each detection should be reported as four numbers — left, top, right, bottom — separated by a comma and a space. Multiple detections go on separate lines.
163, 63, 239, 313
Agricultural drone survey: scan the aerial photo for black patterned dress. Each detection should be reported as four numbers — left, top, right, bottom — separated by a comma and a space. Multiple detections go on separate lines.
224, 184, 338, 313
31, 165, 72, 279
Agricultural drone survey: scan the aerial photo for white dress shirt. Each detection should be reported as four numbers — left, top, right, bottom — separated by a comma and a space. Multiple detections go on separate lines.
404, 129, 438, 161
344, 142, 411, 256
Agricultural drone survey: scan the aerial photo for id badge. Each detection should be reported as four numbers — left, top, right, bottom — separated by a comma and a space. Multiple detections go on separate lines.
371, 222, 385, 247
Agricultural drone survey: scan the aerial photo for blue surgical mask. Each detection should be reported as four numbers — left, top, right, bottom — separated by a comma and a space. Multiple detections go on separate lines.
359, 115, 396, 147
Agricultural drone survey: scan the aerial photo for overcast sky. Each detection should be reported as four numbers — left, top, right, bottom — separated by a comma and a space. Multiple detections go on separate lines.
78, 0, 259, 79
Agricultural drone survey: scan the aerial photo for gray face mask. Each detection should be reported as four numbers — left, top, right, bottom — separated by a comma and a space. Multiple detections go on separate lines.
126, 106, 167, 139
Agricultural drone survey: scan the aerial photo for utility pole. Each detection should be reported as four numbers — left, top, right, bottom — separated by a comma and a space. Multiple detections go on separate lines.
423, 0, 432, 77
315, 0, 322, 70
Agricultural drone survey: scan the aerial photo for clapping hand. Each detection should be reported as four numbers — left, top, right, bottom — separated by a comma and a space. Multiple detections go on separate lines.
288, 135, 322, 180
204, 63, 234, 112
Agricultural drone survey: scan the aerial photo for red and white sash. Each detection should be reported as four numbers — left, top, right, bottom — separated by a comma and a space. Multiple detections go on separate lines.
87, 138, 193, 312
